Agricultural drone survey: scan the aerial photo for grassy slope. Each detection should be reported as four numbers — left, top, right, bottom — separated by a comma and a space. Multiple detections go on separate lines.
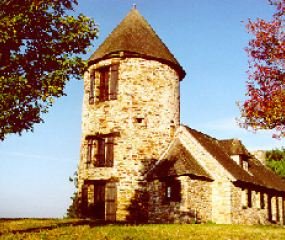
0, 219, 285, 240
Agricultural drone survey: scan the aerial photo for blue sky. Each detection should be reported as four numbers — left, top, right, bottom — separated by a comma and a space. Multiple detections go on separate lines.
0, 0, 284, 218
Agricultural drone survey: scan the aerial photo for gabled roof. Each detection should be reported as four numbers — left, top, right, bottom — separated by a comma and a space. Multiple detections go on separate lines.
184, 126, 285, 192
89, 8, 186, 80
147, 141, 211, 181
185, 127, 254, 183
219, 139, 249, 156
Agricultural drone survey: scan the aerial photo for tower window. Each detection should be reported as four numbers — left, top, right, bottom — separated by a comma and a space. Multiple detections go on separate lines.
98, 64, 119, 102
135, 117, 144, 124
170, 120, 175, 138
86, 134, 115, 167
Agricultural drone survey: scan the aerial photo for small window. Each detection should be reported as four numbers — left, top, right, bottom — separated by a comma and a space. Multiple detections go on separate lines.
164, 178, 181, 202
98, 64, 119, 102
239, 156, 249, 171
135, 117, 144, 124
243, 160, 249, 171
166, 186, 171, 198
170, 121, 175, 138
86, 134, 115, 167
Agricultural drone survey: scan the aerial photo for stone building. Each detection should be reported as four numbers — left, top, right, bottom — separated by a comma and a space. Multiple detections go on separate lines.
77, 8, 285, 224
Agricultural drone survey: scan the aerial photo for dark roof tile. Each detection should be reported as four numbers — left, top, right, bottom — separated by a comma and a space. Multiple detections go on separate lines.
219, 139, 249, 156
184, 126, 285, 192
148, 142, 211, 180
89, 8, 185, 80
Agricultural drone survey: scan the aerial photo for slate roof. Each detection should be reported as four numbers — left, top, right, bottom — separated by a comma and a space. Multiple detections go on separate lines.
147, 142, 211, 181
219, 139, 249, 156
89, 8, 186, 80
185, 126, 285, 192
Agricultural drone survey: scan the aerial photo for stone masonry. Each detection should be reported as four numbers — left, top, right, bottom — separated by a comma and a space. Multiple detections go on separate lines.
78, 57, 180, 221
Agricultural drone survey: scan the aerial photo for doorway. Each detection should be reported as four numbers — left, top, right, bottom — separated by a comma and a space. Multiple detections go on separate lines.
82, 180, 117, 221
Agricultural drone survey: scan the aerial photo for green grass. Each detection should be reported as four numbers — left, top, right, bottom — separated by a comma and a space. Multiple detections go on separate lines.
0, 219, 285, 240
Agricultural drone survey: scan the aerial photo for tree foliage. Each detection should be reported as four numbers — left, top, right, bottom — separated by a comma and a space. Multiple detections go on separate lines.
0, 0, 98, 140
66, 170, 83, 218
240, 0, 285, 138
265, 148, 285, 178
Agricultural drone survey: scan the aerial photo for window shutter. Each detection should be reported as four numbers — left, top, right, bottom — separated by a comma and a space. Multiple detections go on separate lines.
110, 64, 119, 100
104, 70, 109, 101
106, 137, 114, 167
89, 70, 95, 104
99, 68, 109, 101
92, 140, 98, 165
97, 138, 105, 166
99, 70, 105, 101
105, 182, 117, 221
87, 139, 93, 164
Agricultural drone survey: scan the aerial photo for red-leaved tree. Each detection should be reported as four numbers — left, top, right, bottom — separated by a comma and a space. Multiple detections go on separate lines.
240, 0, 285, 138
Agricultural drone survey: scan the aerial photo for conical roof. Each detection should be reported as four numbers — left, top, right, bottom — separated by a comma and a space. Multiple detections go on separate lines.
89, 8, 185, 80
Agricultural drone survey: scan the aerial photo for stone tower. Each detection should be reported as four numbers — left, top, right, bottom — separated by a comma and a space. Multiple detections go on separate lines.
77, 8, 185, 222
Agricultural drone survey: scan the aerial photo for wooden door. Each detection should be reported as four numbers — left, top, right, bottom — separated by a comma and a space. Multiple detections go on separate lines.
93, 182, 105, 220
105, 182, 117, 221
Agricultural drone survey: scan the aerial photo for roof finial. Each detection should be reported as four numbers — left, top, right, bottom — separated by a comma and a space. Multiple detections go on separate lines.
132, 3, 137, 9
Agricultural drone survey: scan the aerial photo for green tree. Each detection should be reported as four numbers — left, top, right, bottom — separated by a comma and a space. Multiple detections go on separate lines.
265, 148, 285, 178
0, 0, 98, 140
66, 170, 83, 218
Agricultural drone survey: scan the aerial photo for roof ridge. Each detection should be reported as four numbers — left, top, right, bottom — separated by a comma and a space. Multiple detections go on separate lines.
183, 125, 220, 142
184, 125, 285, 191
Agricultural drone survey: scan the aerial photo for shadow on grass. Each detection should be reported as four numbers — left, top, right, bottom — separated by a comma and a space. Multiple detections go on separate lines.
0, 219, 111, 236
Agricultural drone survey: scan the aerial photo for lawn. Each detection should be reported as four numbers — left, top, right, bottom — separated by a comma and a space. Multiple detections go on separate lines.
0, 219, 285, 240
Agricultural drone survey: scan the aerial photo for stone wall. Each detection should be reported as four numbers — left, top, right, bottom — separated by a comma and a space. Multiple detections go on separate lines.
148, 176, 212, 223
211, 181, 232, 224
231, 185, 269, 224
231, 184, 285, 225
78, 57, 180, 221
176, 127, 235, 224
148, 175, 285, 225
